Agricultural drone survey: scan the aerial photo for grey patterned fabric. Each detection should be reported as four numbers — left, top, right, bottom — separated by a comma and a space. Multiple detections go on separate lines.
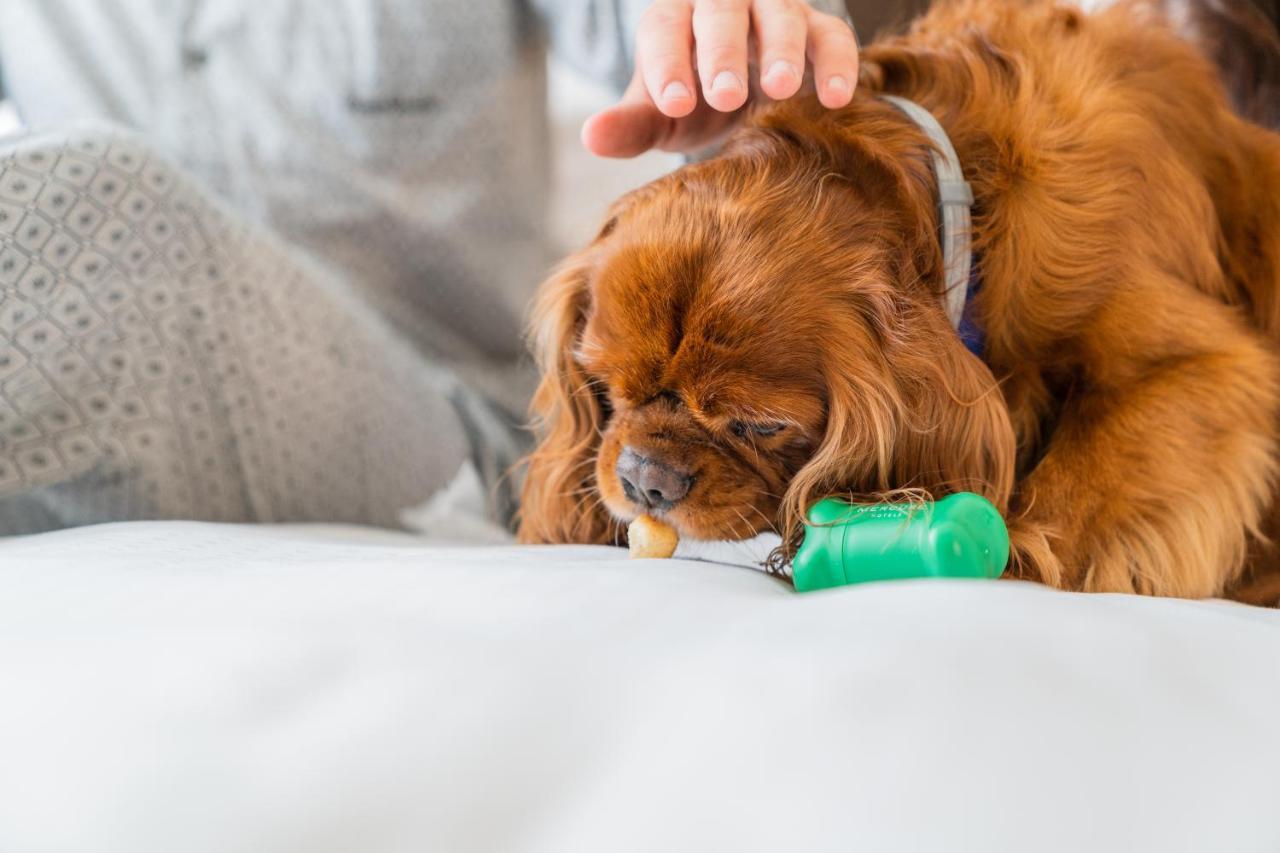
0, 126, 523, 534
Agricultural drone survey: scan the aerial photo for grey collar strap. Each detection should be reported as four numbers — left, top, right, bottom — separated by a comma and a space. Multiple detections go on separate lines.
879, 95, 975, 330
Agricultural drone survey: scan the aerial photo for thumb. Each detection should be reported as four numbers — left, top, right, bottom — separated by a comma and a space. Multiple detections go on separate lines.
581, 74, 674, 158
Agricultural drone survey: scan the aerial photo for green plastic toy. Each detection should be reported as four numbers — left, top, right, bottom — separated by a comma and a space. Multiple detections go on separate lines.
791, 492, 1009, 592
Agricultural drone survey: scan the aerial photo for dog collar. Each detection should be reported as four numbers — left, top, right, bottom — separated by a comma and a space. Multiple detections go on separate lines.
879, 95, 982, 357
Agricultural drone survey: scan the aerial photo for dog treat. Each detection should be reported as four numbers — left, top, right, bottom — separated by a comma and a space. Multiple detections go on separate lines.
628, 515, 679, 559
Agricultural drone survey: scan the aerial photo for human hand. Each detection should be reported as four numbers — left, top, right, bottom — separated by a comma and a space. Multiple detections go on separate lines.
581, 0, 859, 158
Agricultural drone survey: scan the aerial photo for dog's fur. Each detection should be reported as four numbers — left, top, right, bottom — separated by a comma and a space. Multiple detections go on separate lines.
519, 0, 1280, 603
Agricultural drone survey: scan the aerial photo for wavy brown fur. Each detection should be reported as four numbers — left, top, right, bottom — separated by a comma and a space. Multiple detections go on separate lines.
520, 0, 1280, 602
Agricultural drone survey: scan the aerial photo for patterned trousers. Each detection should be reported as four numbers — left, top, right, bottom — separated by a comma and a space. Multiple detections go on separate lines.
0, 125, 523, 534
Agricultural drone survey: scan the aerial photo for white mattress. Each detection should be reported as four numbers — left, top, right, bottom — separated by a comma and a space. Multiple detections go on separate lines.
2, 521, 1279, 853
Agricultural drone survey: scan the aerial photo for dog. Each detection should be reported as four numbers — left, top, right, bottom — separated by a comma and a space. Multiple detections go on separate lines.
519, 0, 1280, 603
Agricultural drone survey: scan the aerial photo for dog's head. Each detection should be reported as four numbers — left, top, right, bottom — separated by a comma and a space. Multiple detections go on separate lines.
518, 96, 1015, 548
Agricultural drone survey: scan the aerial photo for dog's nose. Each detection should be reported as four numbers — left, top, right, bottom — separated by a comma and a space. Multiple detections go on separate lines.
615, 447, 693, 508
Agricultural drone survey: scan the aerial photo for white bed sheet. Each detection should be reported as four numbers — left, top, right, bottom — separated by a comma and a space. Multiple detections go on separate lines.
1, 521, 1278, 853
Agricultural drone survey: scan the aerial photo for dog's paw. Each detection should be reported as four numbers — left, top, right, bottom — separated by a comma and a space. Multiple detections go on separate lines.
1005, 519, 1067, 588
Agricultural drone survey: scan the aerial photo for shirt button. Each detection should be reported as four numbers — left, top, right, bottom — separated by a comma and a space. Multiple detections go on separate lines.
182, 46, 209, 70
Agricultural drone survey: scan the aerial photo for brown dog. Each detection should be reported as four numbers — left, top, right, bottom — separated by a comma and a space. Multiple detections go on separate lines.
519, 0, 1280, 603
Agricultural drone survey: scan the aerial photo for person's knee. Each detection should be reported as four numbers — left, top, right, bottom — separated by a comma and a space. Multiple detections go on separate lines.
2, 123, 196, 253
1, 124, 211, 316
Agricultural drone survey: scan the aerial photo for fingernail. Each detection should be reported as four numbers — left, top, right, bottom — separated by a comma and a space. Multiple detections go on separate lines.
661, 81, 691, 102
827, 75, 849, 94
710, 71, 743, 94
765, 60, 799, 87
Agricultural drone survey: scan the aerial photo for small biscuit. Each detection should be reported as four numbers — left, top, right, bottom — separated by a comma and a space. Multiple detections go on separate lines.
628, 515, 679, 559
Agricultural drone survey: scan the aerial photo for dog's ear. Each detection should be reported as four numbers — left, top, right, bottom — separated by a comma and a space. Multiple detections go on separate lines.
778, 304, 1015, 546
516, 251, 618, 544
889, 329, 1016, 509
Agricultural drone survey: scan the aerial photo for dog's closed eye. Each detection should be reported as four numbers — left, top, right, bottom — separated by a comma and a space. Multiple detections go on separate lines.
730, 421, 788, 439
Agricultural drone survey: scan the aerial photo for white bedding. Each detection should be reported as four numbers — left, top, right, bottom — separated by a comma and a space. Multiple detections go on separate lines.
2, 521, 1278, 853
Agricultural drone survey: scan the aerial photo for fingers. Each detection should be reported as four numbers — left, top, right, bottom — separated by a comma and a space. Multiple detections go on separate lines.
752, 0, 807, 100
627, 0, 859, 148
805, 5, 859, 108
636, 0, 698, 118
692, 0, 751, 112
583, 71, 743, 157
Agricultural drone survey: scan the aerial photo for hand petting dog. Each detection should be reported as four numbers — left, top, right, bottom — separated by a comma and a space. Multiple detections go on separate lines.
583, 0, 860, 157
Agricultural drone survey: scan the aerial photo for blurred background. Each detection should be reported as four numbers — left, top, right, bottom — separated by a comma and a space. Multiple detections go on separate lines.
0, 102, 17, 138
545, 59, 681, 252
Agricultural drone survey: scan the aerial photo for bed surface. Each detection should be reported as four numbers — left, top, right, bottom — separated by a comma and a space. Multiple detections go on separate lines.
2, 520, 1279, 853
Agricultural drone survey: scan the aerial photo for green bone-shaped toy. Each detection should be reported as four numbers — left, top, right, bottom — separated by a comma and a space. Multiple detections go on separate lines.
791, 492, 1010, 592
